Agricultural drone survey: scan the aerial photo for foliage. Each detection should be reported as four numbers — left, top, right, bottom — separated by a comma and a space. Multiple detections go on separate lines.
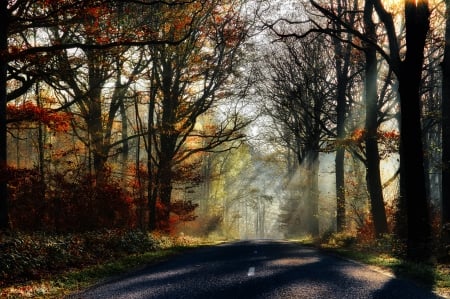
321, 231, 357, 248
331, 128, 400, 159
7, 101, 72, 132
7, 167, 135, 232
355, 204, 396, 245
313, 232, 450, 296
0, 231, 204, 298
0, 230, 195, 288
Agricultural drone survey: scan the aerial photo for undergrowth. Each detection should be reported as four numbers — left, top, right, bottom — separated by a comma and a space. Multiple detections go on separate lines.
312, 232, 450, 297
0, 230, 204, 298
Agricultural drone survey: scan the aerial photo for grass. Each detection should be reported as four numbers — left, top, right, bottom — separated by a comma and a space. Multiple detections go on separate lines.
4, 233, 449, 298
294, 236, 450, 298
0, 245, 202, 298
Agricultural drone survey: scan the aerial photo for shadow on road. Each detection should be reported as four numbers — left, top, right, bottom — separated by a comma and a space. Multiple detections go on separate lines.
68, 240, 445, 299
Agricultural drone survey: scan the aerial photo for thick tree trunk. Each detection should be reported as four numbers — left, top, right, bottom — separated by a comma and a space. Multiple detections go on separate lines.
442, 0, 450, 226
0, 1, 9, 231
364, 1, 388, 237
399, 0, 431, 261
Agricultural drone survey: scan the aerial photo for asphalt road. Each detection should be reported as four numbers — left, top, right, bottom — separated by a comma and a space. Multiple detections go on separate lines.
67, 240, 445, 299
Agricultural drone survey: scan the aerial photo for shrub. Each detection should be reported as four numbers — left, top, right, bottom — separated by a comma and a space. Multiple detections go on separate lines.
8, 168, 136, 232
331, 232, 357, 248
0, 230, 163, 287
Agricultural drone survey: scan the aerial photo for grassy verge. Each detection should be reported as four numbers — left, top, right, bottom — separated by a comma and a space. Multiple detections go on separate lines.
0, 246, 194, 298
0, 245, 208, 298
294, 236, 450, 298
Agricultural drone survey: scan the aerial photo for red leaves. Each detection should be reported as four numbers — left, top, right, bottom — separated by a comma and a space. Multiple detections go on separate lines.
7, 101, 72, 132
8, 168, 135, 232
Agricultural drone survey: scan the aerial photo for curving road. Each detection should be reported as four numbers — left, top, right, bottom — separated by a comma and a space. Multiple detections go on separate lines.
67, 240, 445, 299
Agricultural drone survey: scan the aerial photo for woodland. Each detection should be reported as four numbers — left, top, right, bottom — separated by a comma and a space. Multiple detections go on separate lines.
0, 0, 450, 285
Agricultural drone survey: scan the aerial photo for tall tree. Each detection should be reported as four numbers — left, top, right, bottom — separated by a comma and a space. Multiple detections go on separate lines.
306, 0, 431, 260
398, 0, 431, 260
259, 34, 334, 237
0, 0, 199, 231
260, 0, 359, 233
442, 0, 450, 227
145, 0, 249, 231
331, 0, 356, 232
0, 0, 8, 230
363, 0, 388, 236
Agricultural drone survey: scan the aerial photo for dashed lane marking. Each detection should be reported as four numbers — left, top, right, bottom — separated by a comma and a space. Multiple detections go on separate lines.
248, 267, 255, 276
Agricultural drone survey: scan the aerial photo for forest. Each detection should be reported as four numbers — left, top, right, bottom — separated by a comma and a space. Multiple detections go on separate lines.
0, 0, 449, 286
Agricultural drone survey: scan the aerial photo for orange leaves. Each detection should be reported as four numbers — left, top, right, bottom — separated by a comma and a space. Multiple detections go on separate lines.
81, 4, 115, 44
379, 130, 400, 140
174, 16, 192, 32
7, 101, 72, 132
347, 128, 399, 145
351, 128, 366, 143
330, 128, 399, 155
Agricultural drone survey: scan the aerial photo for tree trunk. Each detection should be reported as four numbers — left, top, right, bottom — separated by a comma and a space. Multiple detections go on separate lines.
86, 50, 108, 180
332, 9, 352, 232
335, 147, 345, 232
399, 0, 431, 261
442, 0, 450, 226
335, 71, 347, 232
148, 66, 157, 231
157, 156, 173, 232
364, 0, 388, 237
335, 60, 348, 233
307, 150, 320, 236
0, 1, 9, 231
120, 101, 129, 177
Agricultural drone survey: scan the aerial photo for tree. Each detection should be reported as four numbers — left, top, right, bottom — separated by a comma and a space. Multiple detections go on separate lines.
397, 0, 431, 260
313, 0, 432, 258
260, 0, 360, 233
442, 0, 450, 227
331, 0, 358, 233
363, 0, 388, 236
296, 0, 431, 260
0, 0, 8, 230
259, 35, 333, 236
45, 34, 148, 180
0, 0, 202, 231
144, 0, 250, 231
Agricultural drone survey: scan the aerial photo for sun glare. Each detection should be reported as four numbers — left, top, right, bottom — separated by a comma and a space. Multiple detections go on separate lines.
382, 0, 403, 13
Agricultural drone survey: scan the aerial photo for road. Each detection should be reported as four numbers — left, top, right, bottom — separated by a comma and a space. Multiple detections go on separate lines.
68, 240, 444, 299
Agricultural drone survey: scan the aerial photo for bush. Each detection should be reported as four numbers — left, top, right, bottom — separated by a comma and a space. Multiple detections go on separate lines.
331, 232, 357, 248
0, 230, 166, 287
8, 168, 136, 232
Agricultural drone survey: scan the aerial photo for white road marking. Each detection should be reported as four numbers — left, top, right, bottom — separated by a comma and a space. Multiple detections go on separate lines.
248, 266, 255, 276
